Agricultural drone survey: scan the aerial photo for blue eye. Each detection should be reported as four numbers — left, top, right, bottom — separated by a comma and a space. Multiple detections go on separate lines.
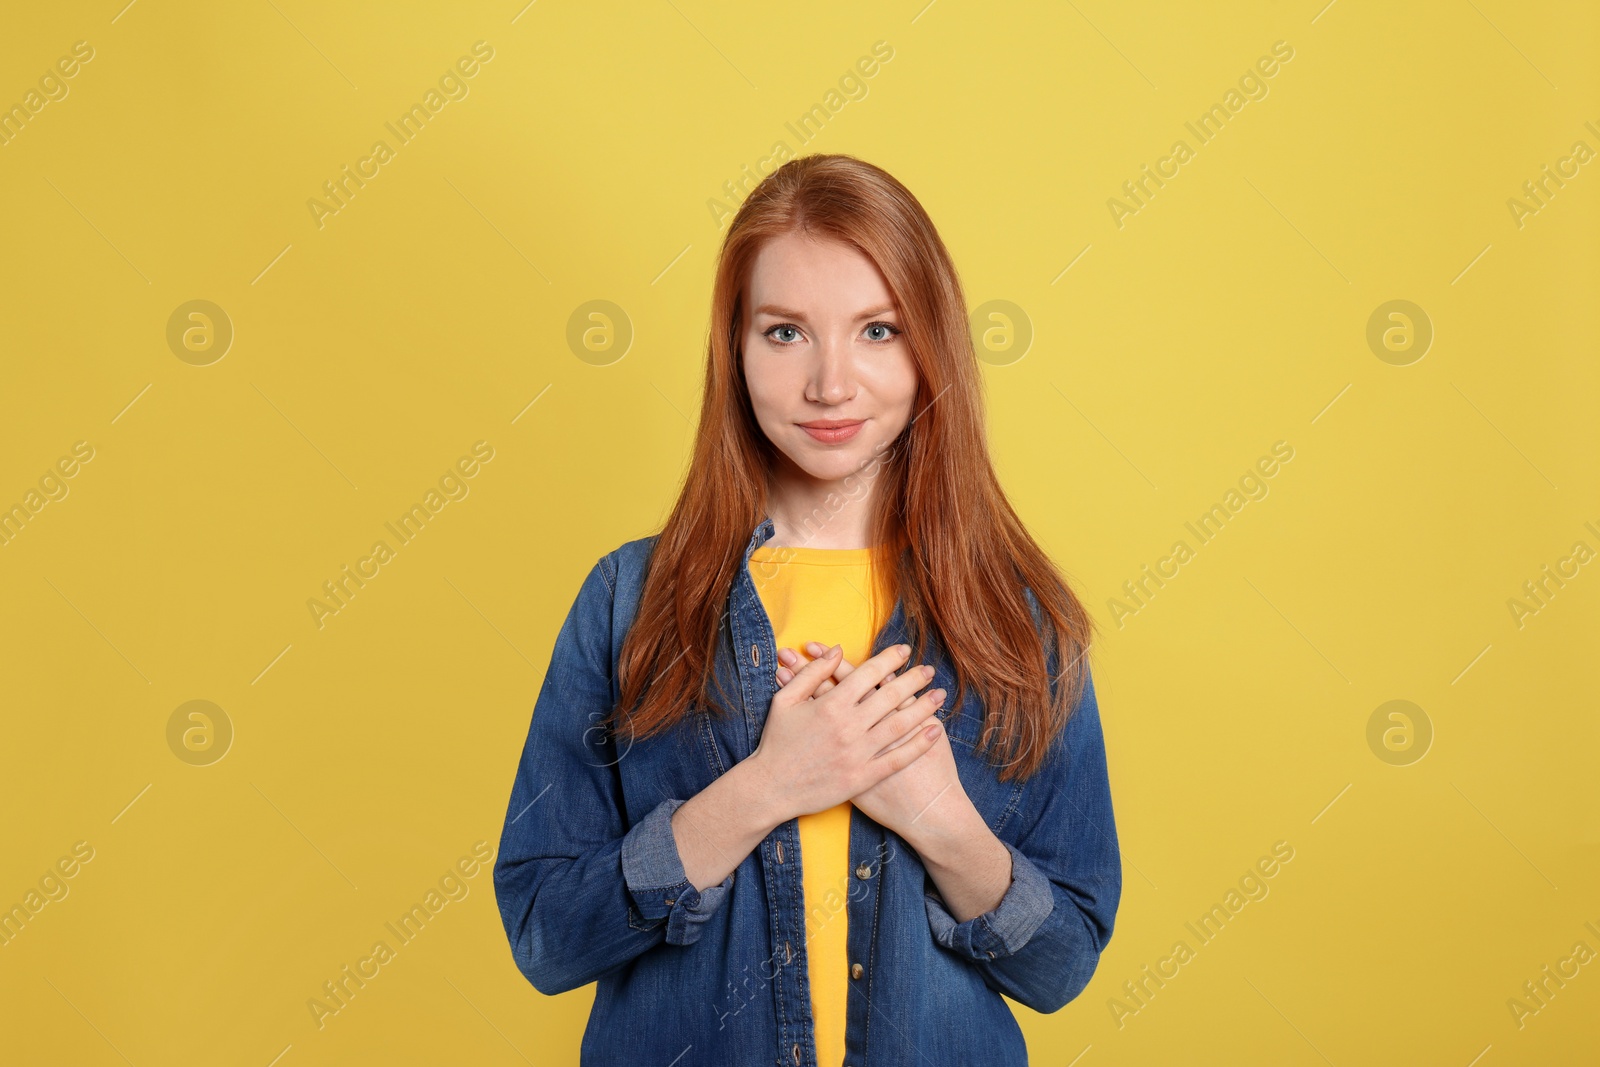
762, 322, 900, 345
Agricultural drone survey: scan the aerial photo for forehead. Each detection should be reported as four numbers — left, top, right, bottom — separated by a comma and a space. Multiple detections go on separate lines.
746, 231, 894, 312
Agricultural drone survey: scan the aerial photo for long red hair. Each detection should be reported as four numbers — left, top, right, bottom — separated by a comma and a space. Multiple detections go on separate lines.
609, 153, 1094, 782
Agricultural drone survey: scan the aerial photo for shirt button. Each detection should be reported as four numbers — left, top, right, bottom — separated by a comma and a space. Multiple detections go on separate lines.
851, 962, 863, 979
855, 862, 872, 879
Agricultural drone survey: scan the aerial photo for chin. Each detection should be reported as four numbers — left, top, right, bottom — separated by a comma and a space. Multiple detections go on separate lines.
793, 445, 874, 480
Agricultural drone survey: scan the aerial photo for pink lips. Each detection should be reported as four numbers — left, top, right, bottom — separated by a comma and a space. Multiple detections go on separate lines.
798, 420, 864, 444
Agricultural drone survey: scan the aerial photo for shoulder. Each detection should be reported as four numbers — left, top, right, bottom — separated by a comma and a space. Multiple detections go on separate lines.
554, 534, 662, 678
604, 532, 660, 574
559, 532, 661, 616
599, 533, 661, 597
582, 533, 663, 639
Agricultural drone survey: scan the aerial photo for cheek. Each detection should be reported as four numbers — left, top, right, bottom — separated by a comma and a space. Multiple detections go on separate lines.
742, 353, 792, 424
865, 350, 919, 421
741, 345, 768, 400
896, 363, 919, 409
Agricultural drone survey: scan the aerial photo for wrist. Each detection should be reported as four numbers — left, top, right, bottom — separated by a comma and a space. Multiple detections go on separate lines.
731, 751, 792, 835
903, 793, 985, 871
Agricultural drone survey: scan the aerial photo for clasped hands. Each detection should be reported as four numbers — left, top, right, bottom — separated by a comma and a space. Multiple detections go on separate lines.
754, 639, 965, 844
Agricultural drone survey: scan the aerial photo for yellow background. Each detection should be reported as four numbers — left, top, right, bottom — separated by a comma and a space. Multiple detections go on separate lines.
1, 1, 1596, 1064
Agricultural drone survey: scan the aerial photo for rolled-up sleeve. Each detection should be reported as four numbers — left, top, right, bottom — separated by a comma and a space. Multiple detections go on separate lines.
493, 554, 732, 998
924, 838, 1055, 959
927, 653, 1122, 1014
621, 797, 735, 945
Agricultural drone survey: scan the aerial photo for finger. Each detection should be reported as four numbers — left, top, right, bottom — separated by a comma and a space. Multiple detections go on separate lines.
876, 718, 943, 774
860, 663, 938, 727
866, 687, 947, 750
830, 643, 915, 706
812, 642, 927, 705
778, 644, 848, 695
871, 666, 919, 709
805, 640, 858, 679
870, 713, 938, 759
796, 642, 909, 703
776, 643, 843, 704
779, 668, 834, 692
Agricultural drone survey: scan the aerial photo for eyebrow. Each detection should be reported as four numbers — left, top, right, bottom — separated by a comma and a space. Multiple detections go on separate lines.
753, 304, 897, 321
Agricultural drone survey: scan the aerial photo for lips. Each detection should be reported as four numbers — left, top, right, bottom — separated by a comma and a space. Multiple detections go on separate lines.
798, 419, 865, 444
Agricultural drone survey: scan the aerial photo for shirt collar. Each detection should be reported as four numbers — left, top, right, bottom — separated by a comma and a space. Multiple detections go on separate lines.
742, 514, 776, 564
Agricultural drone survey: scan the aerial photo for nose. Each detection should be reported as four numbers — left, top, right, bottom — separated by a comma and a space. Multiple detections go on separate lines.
805, 335, 855, 406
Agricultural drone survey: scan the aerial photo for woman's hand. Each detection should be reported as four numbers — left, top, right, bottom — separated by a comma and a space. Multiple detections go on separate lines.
747, 643, 948, 822
775, 643, 964, 841
775, 642, 923, 753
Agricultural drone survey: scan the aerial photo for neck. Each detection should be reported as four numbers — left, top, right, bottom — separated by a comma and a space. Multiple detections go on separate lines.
764, 473, 880, 550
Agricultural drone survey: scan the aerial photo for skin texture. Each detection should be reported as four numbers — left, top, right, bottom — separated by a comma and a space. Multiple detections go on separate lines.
670, 231, 1013, 923
775, 644, 1013, 924
741, 228, 915, 550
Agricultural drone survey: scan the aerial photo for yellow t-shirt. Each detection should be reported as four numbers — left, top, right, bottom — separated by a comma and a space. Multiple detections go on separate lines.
748, 543, 890, 1067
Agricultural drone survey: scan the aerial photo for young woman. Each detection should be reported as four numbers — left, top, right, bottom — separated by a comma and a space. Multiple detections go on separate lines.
494, 154, 1121, 1066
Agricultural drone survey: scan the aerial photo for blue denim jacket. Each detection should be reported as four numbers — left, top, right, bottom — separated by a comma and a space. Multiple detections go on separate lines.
494, 516, 1121, 1065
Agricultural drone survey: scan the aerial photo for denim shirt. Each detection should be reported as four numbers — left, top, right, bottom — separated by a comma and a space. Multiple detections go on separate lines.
494, 516, 1121, 1066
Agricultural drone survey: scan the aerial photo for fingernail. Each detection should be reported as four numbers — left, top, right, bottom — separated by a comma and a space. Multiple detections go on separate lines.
896, 643, 911, 656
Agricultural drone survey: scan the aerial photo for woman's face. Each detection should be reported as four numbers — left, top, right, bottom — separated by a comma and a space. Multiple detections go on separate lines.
740, 230, 919, 489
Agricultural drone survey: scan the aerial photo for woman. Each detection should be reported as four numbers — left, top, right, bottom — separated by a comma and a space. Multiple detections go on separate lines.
494, 154, 1121, 1066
